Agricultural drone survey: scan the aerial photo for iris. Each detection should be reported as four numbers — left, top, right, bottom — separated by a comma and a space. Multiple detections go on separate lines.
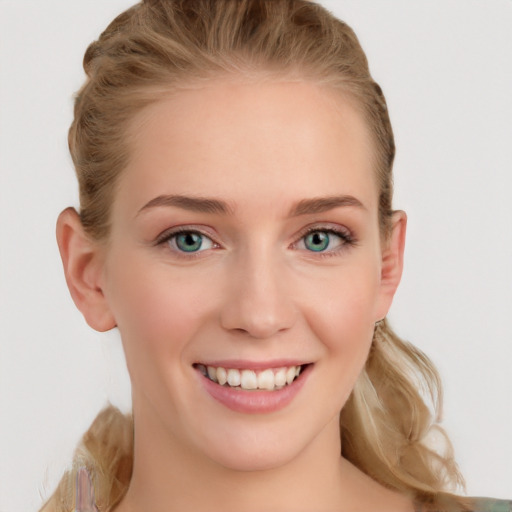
176, 232, 203, 252
304, 231, 330, 252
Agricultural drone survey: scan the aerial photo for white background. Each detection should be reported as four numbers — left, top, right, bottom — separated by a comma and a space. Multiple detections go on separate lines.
0, 1, 511, 510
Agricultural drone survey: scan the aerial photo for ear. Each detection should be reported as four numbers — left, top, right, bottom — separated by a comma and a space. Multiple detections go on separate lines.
56, 207, 116, 332
374, 210, 407, 321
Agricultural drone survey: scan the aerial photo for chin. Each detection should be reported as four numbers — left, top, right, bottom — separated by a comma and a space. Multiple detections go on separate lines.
209, 444, 302, 473
195, 420, 321, 473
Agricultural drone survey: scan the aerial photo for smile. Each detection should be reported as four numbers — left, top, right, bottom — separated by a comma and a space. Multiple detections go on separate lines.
195, 364, 305, 391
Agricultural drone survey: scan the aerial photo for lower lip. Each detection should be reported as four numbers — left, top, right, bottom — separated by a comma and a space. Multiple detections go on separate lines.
198, 365, 311, 414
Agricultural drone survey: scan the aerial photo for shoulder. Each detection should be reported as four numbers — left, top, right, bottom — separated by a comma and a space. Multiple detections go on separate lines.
414, 497, 511, 512
470, 497, 512, 512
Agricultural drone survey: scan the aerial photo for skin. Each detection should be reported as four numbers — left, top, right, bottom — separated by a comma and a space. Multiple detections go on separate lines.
57, 79, 410, 512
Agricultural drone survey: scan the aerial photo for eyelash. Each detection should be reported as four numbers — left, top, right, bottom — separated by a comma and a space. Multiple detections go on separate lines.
154, 227, 219, 259
293, 226, 356, 258
154, 225, 357, 259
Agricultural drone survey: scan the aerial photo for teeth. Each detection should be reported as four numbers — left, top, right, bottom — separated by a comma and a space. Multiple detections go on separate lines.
274, 368, 287, 387
227, 368, 241, 387
202, 364, 304, 390
286, 366, 296, 385
217, 367, 227, 386
207, 366, 217, 381
257, 369, 275, 390
240, 370, 258, 390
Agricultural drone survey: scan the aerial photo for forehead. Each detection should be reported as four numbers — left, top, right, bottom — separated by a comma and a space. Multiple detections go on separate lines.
119, 79, 377, 216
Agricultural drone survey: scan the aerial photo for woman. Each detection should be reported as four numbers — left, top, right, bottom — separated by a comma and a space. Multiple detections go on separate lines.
36, 1, 510, 511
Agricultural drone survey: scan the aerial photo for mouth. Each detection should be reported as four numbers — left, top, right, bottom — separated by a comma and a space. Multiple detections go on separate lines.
193, 363, 309, 392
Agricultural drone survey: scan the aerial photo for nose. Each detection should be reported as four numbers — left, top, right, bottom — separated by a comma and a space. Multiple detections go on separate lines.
220, 249, 296, 339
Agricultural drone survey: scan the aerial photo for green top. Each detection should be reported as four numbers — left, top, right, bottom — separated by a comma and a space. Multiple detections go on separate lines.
414, 498, 511, 512
472, 498, 512, 512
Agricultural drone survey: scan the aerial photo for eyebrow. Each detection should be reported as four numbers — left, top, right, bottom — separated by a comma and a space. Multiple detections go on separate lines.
288, 195, 366, 216
137, 194, 365, 217
138, 194, 234, 216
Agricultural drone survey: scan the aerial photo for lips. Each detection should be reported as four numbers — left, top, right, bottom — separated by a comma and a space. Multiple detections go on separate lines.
194, 362, 312, 414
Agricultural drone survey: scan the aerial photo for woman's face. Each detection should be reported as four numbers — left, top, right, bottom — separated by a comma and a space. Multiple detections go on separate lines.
96, 79, 404, 471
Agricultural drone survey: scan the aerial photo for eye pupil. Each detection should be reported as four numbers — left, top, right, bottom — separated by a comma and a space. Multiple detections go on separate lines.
176, 232, 202, 252
305, 231, 329, 252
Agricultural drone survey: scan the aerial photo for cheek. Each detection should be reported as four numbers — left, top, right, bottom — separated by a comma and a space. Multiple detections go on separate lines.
299, 262, 379, 394
104, 254, 218, 372
302, 262, 381, 348
290, 265, 379, 420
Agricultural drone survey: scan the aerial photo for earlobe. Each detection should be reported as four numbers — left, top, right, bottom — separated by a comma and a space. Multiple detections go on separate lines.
375, 211, 407, 321
56, 207, 116, 332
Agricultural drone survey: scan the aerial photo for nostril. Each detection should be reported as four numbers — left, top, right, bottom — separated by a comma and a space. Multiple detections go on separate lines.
219, 278, 296, 339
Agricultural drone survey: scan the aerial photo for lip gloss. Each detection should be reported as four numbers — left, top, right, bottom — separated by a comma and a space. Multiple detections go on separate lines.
198, 364, 311, 414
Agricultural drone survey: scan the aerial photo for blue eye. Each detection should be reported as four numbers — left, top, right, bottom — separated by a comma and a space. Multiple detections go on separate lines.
304, 231, 330, 252
175, 232, 204, 252
163, 230, 215, 253
298, 229, 351, 253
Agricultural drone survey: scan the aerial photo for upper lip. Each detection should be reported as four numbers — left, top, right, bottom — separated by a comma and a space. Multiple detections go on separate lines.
194, 359, 312, 370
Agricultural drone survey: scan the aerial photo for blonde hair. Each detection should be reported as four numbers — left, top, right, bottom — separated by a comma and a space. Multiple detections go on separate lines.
44, 1, 473, 510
